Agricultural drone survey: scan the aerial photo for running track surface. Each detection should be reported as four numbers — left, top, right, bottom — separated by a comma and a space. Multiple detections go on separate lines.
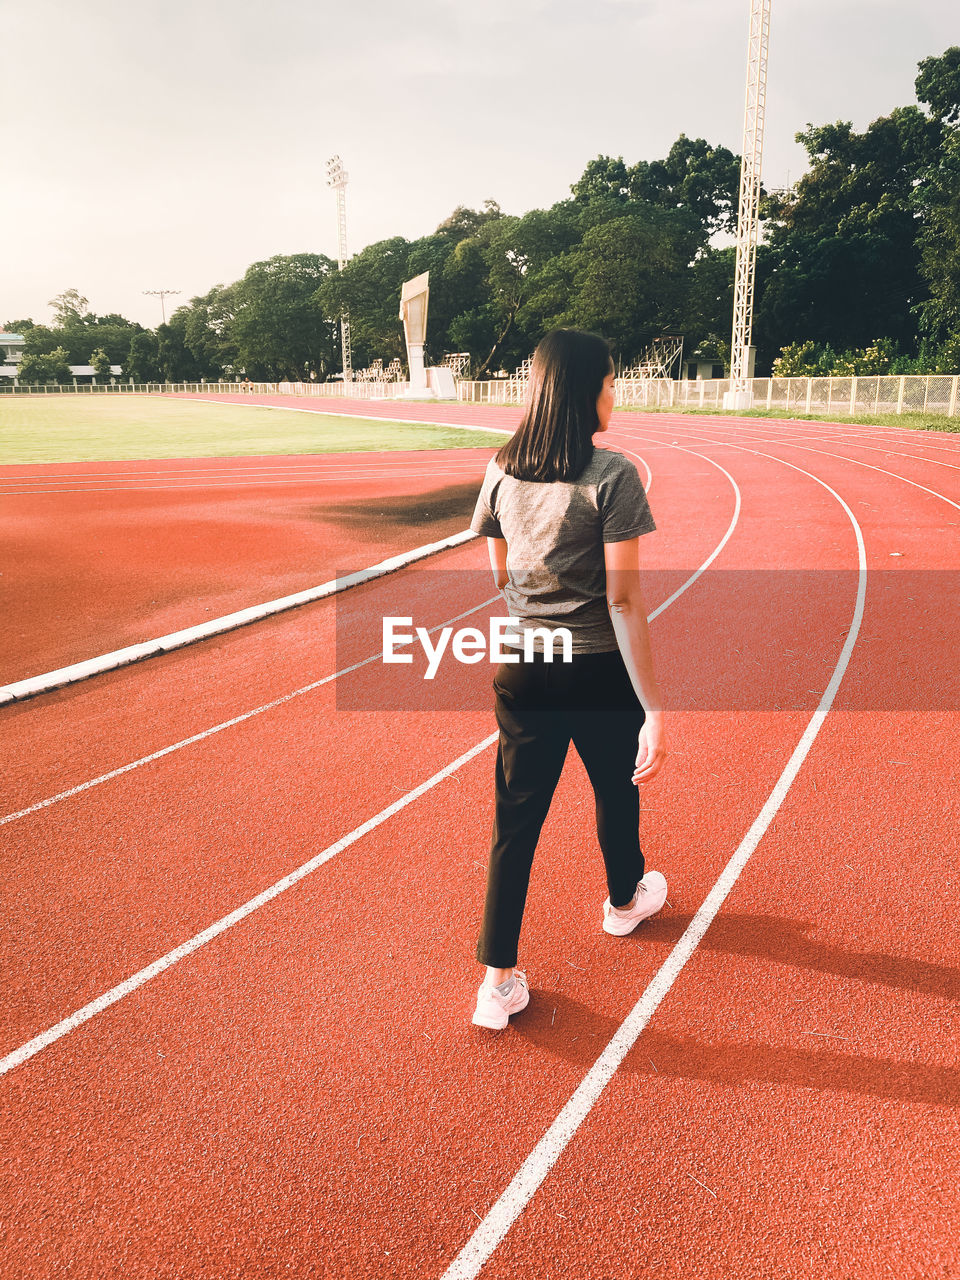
0, 431, 495, 684
1, 397, 958, 1279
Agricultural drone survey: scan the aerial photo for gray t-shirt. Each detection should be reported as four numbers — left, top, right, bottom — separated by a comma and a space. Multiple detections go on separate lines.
469, 446, 656, 653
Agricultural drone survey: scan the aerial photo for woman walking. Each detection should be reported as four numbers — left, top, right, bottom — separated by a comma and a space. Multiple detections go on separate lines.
469, 328, 668, 1030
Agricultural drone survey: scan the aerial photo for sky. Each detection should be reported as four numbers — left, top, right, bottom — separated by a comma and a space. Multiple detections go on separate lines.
3, 0, 957, 331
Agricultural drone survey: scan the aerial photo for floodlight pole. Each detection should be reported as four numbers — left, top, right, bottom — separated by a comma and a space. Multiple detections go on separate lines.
143, 289, 181, 325
723, 0, 771, 410
325, 155, 353, 382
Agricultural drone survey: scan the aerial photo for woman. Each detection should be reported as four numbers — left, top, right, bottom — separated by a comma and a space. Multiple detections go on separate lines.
469, 328, 668, 1031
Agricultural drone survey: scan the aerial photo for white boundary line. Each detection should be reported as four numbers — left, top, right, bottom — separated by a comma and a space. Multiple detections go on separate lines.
0, 445, 736, 1075
0, 530, 479, 706
0, 593, 502, 831
173, 394, 513, 435
0, 732, 500, 1078
439, 439, 868, 1280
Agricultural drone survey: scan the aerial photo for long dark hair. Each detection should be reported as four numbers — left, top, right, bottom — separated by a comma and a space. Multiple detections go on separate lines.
496, 328, 612, 482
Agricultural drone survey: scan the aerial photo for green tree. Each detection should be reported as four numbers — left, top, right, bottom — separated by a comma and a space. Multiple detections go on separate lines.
755, 105, 941, 364
17, 347, 72, 384
316, 239, 410, 372
89, 347, 113, 383
233, 253, 336, 379
23, 325, 61, 356
915, 49, 960, 342
171, 285, 237, 379
548, 206, 700, 361
916, 46, 960, 125
48, 288, 89, 327
572, 136, 742, 236
125, 331, 160, 382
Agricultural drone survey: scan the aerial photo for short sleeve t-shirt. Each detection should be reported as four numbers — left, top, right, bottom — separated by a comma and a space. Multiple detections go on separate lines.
469, 446, 656, 653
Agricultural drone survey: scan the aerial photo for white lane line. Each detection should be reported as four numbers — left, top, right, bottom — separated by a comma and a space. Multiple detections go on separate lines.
0, 445, 690, 825
439, 439, 866, 1280
172, 395, 515, 435
0, 592, 502, 831
0, 445, 738, 1074
0, 461, 491, 487
0, 530, 479, 706
0, 467, 492, 497
0, 731, 500, 1078
624, 424, 960, 517
615, 444, 739, 616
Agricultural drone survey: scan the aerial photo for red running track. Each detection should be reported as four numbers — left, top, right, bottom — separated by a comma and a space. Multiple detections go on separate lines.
0, 441, 494, 685
1, 403, 958, 1279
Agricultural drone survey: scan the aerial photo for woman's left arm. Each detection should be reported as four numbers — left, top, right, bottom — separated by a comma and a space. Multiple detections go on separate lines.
487, 537, 509, 591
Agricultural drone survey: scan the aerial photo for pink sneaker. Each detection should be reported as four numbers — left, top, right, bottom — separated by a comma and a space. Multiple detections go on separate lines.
602, 871, 668, 935
472, 970, 530, 1030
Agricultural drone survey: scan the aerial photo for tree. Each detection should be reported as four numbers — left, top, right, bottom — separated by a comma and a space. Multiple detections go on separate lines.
316, 239, 410, 372
754, 105, 941, 365
170, 285, 237, 379
17, 348, 72, 384
89, 347, 113, 383
914, 49, 960, 342
548, 206, 700, 361
916, 46, 960, 125
572, 136, 742, 236
232, 253, 336, 379
48, 288, 90, 327
124, 331, 160, 382
2, 318, 34, 333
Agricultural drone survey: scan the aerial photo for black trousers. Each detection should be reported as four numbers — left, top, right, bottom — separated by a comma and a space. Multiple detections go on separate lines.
476, 649, 647, 968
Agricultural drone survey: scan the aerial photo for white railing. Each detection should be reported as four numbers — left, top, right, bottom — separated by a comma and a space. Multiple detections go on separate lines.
277, 380, 410, 399
0, 380, 410, 398
5, 373, 957, 418
458, 374, 960, 417
0, 381, 282, 395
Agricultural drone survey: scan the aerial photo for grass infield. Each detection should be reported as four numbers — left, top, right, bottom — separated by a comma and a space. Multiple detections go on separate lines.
0, 396, 500, 464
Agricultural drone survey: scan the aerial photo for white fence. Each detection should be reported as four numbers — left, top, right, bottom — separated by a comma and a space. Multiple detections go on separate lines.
0, 380, 410, 398
459, 374, 960, 417
276, 380, 411, 399
4, 373, 958, 417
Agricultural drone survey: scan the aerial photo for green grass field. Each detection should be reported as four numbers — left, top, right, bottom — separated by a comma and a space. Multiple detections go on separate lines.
0, 396, 501, 464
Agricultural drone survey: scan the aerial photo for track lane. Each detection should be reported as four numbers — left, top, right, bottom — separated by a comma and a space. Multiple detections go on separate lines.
1, 435, 868, 1279
0, 447, 497, 684
0, 439, 709, 1053
3, 408, 957, 1278
455, 424, 957, 1280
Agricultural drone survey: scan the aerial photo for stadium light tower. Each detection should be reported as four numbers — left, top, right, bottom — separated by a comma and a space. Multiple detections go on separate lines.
143, 289, 181, 325
723, 0, 771, 411
325, 154, 353, 383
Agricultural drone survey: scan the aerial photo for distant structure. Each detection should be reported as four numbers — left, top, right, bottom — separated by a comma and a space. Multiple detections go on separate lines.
622, 335, 684, 381
325, 154, 353, 382
399, 272, 430, 395
143, 289, 181, 324
724, 0, 771, 408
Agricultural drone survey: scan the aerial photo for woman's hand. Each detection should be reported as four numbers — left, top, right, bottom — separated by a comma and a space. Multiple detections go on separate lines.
633, 714, 667, 784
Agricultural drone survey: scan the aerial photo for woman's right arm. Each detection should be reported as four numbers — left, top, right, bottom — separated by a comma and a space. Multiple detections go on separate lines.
604, 537, 667, 784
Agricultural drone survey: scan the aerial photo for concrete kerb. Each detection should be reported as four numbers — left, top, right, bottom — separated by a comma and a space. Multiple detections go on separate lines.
0, 530, 480, 707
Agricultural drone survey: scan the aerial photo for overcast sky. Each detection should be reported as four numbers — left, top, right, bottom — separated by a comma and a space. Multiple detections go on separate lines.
3, 0, 956, 330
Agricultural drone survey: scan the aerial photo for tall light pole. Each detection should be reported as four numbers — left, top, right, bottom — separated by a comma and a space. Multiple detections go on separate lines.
143, 289, 181, 325
325, 154, 353, 382
723, 0, 771, 410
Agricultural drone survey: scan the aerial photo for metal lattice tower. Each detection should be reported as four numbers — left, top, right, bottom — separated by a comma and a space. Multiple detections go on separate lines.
325, 155, 353, 382
726, 0, 771, 405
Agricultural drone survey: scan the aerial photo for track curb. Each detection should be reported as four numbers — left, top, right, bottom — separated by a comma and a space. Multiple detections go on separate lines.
0, 529, 479, 707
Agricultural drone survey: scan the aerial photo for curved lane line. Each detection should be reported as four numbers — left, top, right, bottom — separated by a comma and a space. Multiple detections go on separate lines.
0, 445, 737, 1075
622, 424, 960, 517
439, 436, 868, 1280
